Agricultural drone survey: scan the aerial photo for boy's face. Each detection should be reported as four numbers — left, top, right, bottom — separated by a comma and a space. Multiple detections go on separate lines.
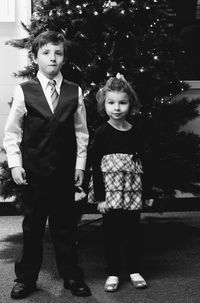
34, 42, 65, 79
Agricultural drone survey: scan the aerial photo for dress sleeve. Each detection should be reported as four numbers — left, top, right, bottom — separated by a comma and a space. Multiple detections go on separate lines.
90, 130, 106, 202
136, 123, 153, 200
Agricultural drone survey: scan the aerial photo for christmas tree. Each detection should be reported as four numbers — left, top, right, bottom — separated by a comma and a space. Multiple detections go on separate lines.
3, 0, 200, 200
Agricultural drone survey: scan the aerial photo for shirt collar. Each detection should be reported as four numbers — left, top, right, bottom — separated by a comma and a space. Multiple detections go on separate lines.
37, 71, 63, 92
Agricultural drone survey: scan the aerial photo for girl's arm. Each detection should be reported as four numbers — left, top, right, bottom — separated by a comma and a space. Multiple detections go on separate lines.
136, 120, 153, 201
90, 130, 106, 202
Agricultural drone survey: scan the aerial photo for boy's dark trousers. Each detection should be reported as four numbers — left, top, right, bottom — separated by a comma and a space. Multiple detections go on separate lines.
15, 171, 83, 284
103, 209, 141, 276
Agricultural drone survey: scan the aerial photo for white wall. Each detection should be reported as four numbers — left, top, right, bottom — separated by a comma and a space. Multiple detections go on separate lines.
0, 0, 31, 152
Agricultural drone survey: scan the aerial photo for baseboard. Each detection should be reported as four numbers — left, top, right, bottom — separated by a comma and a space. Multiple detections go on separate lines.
1, 197, 200, 216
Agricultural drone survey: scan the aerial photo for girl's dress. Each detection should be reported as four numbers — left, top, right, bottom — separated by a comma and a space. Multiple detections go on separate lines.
88, 121, 144, 210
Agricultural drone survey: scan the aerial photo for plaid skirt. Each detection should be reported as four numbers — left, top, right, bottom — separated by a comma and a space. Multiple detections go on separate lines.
88, 153, 143, 210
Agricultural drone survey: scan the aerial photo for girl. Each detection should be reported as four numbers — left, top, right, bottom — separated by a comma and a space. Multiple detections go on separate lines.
88, 73, 152, 292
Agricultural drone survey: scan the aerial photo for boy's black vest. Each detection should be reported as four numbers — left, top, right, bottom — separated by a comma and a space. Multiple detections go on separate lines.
20, 77, 78, 176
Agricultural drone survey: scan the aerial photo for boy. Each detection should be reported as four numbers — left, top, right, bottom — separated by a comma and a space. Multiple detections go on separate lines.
3, 31, 91, 299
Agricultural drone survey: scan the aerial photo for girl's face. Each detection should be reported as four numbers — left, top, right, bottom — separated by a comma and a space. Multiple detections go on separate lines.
105, 91, 130, 122
34, 42, 65, 79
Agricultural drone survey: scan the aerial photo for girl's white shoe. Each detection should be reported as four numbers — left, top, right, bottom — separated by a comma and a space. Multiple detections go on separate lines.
104, 276, 119, 292
130, 273, 147, 289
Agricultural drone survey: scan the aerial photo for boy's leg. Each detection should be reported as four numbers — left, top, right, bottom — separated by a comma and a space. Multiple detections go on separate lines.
49, 203, 83, 280
48, 176, 91, 296
11, 176, 48, 299
15, 180, 48, 284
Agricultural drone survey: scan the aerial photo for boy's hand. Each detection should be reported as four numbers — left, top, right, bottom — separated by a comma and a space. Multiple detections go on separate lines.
75, 169, 84, 187
97, 201, 109, 214
11, 167, 28, 185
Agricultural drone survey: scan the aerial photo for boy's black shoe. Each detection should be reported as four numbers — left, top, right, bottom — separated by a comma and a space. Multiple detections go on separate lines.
10, 282, 37, 299
64, 279, 91, 297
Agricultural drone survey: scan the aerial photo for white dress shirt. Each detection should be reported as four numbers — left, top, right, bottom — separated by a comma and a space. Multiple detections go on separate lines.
3, 71, 89, 170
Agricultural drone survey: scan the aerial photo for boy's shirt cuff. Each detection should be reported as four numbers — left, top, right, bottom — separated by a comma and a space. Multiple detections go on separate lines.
75, 157, 86, 171
7, 154, 22, 168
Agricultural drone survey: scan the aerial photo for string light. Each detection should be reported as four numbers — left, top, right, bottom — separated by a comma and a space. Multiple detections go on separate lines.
67, 9, 73, 15
49, 10, 55, 16
103, 0, 118, 10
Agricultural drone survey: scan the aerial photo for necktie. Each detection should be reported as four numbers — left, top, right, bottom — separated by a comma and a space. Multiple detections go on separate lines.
49, 79, 59, 112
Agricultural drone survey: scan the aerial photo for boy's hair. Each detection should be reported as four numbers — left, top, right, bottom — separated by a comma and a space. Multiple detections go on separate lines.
31, 30, 68, 58
96, 75, 141, 117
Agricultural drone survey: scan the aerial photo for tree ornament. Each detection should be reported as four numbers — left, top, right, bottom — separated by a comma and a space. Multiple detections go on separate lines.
32, 12, 41, 20
49, 9, 56, 16
83, 90, 90, 97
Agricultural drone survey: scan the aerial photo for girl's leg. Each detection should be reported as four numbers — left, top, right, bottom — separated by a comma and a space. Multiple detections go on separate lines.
102, 210, 121, 276
123, 210, 142, 274
123, 210, 147, 287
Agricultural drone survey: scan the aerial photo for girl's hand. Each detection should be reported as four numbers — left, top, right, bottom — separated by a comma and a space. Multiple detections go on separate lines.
145, 199, 154, 207
97, 201, 109, 214
11, 167, 28, 185
75, 169, 84, 187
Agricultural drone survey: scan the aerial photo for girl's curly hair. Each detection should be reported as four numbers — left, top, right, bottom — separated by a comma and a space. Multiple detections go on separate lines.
96, 75, 141, 117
